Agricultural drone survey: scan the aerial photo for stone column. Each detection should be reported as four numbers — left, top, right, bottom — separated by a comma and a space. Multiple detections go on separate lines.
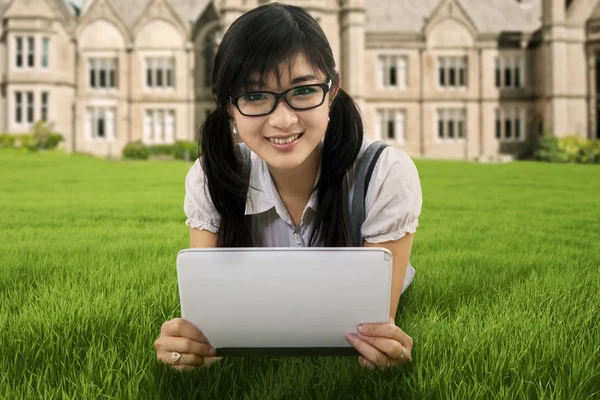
340, 0, 366, 113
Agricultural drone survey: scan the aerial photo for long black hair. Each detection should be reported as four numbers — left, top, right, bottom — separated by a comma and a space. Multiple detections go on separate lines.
200, 2, 364, 247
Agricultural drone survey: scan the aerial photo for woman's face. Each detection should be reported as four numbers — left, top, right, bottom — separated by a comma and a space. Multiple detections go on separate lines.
228, 54, 336, 171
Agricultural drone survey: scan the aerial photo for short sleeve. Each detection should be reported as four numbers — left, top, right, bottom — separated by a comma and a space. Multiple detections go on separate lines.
361, 147, 423, 243
183, 158, 220, 233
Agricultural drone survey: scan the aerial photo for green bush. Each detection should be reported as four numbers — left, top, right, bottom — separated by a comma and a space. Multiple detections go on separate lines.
122, 142, 150, 160
28, 120, 64, 151
558, 136, 586, 163
580, 139, 600, 164
122, 141, 200, 161
534, 134, 566, 163
535, 134, 600, 164
0, 134, 17, 148
173, 140, 200, 161
148, 144, 175, 157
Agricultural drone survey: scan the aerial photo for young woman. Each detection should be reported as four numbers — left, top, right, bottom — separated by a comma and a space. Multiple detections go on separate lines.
154, 2, 422, 370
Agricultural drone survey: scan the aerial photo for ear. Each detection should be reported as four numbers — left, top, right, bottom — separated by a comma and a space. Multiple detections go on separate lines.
330, 78, 341, 105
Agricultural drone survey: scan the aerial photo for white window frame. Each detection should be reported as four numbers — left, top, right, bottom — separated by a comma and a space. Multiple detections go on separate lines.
436, 108, 467, 142
437, 56, 467, 90
377, 55, 408, 90
143, 109, 176, 144
88, 58, 118, 91
145, 57, 175, 91
13, 90, 36, 125
375, 109, 405, 143
495, 55, 525, 89
86, 107, 116, 141
14, 35, 36, 69
495, 107, 526, 142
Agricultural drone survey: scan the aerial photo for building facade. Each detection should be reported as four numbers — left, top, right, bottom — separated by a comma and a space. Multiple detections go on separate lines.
0, 0, 598, 160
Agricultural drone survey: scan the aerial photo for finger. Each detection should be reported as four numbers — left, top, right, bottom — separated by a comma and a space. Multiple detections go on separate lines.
358, 323, 410, 345
358, 356, 375, 369
161, 318, 209, 343
357, 334, 406, 363
347, 333, 393, 367
169, 352, 207, 367
172, 364, 197, 372
156, 336, 216, 358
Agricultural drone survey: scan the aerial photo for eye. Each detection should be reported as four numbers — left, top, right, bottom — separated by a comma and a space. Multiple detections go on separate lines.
292, 87, 317, 96
242, 93, 268, 102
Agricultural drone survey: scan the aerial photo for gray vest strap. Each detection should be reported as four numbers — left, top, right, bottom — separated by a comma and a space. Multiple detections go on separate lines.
350, 141, 389, 247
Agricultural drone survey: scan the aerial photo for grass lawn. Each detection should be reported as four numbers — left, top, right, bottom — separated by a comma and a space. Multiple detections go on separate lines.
0, 148, 599, 399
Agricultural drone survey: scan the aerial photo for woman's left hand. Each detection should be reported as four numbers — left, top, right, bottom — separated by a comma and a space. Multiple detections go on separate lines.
346, 316, 413, 369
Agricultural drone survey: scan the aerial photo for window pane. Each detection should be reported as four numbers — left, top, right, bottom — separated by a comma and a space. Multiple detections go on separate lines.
495, 58, 501, 87
147, 65, 153, 87
42, 38, 49, 68
387, 116, 395, 139
505, 117, 512, 139
28, 37, 34, 67
438, 114, 444, 138
15, 92, 22, 123
459, 67, 465, 86
505, 66, 512, 87
496, 110, 502, 139
41, 92, 48, 120
157, 69, 163, 87
27, 92, 34, 122
439, 66, 445, 86
514, 65, 521, 88
515, 115, 521, 139
98, 111, 105, 138
110, 69, 115, 88
16, 37, 23, 67
448, 119, 454, 138
449, 68, 456, 86
390, 64, 397, 86
166, 69, 172, 87
90, 66, 96, 88
457, 120, 464, 138
99, 69, 106, 88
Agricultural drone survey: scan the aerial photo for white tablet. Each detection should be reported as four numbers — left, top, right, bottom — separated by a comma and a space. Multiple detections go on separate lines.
176, 247, 392, 357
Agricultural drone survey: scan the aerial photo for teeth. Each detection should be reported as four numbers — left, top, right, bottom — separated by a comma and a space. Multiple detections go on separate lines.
268, 134, 300, 145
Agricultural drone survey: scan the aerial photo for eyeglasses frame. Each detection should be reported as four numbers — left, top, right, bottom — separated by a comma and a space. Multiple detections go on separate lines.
229, 79, 332, 117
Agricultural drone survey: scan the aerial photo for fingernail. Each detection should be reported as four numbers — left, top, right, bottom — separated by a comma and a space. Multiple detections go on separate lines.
346, 333, 355, 342
358, 325, 365, 333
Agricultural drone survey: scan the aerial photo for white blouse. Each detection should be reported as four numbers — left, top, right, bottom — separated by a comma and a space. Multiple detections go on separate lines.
184, 137, 423, 292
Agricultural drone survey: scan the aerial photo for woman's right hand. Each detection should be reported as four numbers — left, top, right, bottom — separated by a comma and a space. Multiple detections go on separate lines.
154, 318, 223, 371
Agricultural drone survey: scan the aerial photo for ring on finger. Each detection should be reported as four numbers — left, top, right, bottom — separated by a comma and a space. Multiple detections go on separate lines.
391, 346, 406, 362
170, 351, 182, 364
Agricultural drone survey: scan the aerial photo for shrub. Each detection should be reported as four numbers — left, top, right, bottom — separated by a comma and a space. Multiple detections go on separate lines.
173, 140, 200, 161
0, 134, 17, 148
122, 142, 150, 160
28, 120, 64, 151
558, 136, 586, 163
534, 134, 566, 163
580, 139, 600, 164
535, 133, 600, 164
148, 144, 175, 157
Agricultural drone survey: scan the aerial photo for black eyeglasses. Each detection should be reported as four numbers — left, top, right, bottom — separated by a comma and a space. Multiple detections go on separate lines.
229, 79, 332, 117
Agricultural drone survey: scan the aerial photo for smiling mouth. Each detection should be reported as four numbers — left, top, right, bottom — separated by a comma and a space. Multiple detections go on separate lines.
265, 133, 303, 145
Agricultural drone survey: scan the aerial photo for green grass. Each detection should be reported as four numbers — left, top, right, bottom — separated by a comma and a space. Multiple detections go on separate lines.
1, 148, 599, 399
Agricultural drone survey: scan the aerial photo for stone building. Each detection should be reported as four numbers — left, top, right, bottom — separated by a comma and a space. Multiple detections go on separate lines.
0, 0, 597, 160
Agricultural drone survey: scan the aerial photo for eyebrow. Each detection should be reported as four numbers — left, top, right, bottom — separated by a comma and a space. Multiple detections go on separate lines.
246, 75, 319, 91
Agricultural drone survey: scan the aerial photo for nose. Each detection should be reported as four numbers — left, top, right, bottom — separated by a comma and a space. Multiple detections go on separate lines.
267, 98, 298, 130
